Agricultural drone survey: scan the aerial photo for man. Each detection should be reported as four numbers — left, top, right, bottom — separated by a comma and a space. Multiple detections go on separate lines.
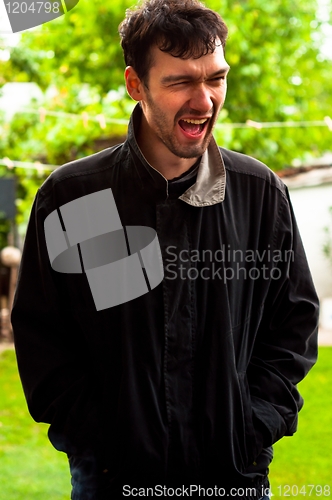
12, 0, 319, 498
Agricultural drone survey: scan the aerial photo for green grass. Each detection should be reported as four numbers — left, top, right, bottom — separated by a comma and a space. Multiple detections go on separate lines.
269, 347, 332, 498
0, 347, 331, 499
0, 348, 70, 500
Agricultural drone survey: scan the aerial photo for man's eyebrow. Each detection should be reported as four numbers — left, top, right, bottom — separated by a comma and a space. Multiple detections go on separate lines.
161, 67, 230, 85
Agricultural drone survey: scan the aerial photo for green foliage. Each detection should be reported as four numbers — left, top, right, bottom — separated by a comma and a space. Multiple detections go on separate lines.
0, 0, 332, 230
211, 0, 332, 168
0, 217, 11, 248
8, 0, 132, 94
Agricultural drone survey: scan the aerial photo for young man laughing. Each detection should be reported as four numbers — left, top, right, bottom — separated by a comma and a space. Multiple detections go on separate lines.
126, 43, 229, 178
12, 0, 318, 499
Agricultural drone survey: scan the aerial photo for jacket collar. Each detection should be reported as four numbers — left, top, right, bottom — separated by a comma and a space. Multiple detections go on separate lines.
127, 104, 226, 207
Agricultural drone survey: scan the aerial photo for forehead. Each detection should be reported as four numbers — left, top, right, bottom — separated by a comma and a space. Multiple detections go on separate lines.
148, 43, 228, 81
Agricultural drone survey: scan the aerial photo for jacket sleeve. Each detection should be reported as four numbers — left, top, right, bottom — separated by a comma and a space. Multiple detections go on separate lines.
11, 189, 108, 458
248, 188, 319, 453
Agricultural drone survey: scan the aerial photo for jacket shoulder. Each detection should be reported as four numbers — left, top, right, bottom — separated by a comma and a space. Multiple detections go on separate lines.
220, 147, 287, 195
40, 143, 125, 195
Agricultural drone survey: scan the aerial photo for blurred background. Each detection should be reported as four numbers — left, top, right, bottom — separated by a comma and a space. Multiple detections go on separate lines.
0, 0, 332, 498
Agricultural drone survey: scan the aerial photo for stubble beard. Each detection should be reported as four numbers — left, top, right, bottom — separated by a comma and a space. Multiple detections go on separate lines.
144, 92, 219, 160
164, 127, 214, 159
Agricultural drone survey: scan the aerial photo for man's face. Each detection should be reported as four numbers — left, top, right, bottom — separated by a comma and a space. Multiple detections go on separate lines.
137, 43, 229, 160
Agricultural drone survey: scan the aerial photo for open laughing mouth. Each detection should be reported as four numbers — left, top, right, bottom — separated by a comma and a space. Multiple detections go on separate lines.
178, 118, 209, 138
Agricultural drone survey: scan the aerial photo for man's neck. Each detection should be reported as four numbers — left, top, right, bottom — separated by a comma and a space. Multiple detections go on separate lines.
140, 148, 199, 180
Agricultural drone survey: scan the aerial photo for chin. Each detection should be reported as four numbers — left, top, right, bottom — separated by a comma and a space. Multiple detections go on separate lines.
185, 140, 212, 158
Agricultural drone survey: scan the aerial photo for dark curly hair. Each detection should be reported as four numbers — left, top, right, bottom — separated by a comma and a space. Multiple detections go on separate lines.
119, 0, 228, 83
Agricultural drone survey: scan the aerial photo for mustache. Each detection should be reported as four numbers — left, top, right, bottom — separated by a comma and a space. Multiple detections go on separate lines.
175, 107, 214, 121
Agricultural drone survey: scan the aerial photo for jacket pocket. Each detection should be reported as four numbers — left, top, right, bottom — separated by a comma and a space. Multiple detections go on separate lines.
238, 371, 259, 468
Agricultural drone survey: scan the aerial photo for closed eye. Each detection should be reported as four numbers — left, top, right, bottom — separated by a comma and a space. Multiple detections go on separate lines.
169, 81, 190, 87
170, 77, 225, 87
209, 76, 226, 82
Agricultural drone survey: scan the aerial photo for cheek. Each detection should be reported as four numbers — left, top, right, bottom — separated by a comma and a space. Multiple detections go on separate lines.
167, 90, 190, 106
215, 87, 227, 107
153, 94, 178, 114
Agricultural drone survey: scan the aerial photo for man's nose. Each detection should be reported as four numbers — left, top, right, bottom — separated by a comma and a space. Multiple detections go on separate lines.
188, 84, 214, 113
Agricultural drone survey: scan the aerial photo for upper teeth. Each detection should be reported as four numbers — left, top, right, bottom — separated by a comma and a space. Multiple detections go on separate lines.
183, 119, 207, 124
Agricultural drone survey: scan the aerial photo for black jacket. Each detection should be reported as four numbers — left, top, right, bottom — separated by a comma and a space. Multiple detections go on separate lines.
12, 105, 319, 497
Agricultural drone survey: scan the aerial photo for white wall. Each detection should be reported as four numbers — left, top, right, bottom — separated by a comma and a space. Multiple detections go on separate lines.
288, 183, 332, 300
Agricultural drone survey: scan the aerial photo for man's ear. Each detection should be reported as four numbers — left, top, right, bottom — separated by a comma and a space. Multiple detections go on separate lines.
125, 66, 145, 101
